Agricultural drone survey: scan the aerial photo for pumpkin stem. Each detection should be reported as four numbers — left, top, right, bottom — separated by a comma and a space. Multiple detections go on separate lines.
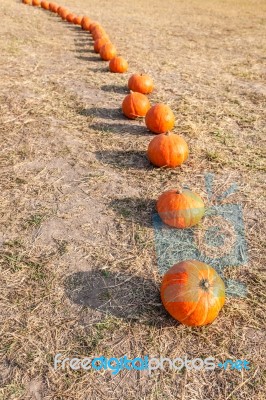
176, 185, 183, 194
200, 278, 210, 291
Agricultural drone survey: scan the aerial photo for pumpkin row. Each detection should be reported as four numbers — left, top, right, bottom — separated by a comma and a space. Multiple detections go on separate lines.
21, 0, 226, 327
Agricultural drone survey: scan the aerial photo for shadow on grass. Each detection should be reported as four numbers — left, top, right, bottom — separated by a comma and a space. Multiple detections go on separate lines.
89, 121, 150, 136
109, 197, 156, 227
76, 55, 102, 62
95, 150, 152, 170
101, 84, 128, 94
64, 270, 176, 326
78, 106, 125, 120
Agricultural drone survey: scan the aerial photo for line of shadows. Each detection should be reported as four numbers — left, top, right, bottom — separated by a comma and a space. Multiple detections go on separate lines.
101, 84, 128, 94
78, 106, 125, 120
64, 270, 175, 327
89, 121, 151, 136
95, 150, 151, 170
109, 197, 156, 227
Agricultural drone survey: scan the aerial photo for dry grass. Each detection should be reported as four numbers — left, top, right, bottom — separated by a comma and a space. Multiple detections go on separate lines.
0, 0, 265, 399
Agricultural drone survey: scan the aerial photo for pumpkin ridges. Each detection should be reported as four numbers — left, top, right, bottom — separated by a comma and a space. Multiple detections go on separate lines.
161, 260, 225, 326
145, 104, 175, 134
122, 92, 151, 119
147, 133, 189, 168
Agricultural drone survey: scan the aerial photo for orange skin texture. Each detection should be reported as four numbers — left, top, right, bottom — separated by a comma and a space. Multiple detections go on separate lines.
32, 0, 41, 5
109, 57, 128, 73
94, 37, 110, 53
128, 74, 154, 94
73, 16, 83, 25
49, 2, 58, 12
145, 104, 175, 134
66, 13, 76, 23
61, 9, 70, 20
99, 43, 117, 61
89, 22, 101, 32
23, 0, 32, 4
41, 1, 50, 9
122, 92, 151, 119
81, 16, 91, 30
92, 28, 107, 40
156, 189, 205, 228
161, 260, 225, 326
147, 132, 189, 168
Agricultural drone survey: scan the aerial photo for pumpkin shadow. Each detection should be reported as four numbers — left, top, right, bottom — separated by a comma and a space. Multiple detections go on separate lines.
64, 270, 175, 327
109, 197, 156, 228
90, 121, 149, 136
78, 107, 125, 121
76, 55, 102, 62
101, 84, 128, 94
95, 150, 151, 170
73, 48, 95, 54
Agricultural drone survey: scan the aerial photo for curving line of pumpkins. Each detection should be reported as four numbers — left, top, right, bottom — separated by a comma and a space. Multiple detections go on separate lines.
21, 0, 226, 327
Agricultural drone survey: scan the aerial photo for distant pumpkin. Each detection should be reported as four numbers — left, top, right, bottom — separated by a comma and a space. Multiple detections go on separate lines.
73, 16, 83, 25
49, 2, 58, 12
60, 9, 70, 20
94, 37, 110, 53
128, 74, 154, 94
122, 92, 151, 119
81, 16, 91, 31
22, 0, 32, 4
92, 27, 107, 41
109, 57, 128, 73
145, 104, 175, 134
161, 260, 225, 326
99, 43, 117, 61
32, 0, 41, 5
66, 13, 76, 23
40, 1, 49, 9
156, 188, 205, 228
89, 21, 101, 32
147, 132, 189, 168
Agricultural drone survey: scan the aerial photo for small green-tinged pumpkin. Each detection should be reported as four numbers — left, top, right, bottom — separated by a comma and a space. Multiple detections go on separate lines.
156, 188, 205, 228
161, 260, 225, 326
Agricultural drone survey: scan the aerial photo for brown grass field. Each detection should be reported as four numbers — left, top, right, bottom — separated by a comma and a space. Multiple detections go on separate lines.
0, 0, 265, 399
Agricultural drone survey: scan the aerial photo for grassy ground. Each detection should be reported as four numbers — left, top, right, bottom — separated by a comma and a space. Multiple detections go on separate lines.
0, 0, 265, 399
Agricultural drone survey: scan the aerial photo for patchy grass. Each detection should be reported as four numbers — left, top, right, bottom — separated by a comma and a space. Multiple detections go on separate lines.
0, 0, 265, 399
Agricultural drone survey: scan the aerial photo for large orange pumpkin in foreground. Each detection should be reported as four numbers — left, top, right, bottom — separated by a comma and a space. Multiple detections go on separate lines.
32, 0, 41, 6
122, 92, 151, 119
41, 1, 49, 10
161, 260, 225, 326
145, 104, 175, 134
147, 132, 189, 168
94, 37, 110, 53
156, 188, 205, 228
99, 43, 117, 61
109, 56, 128, 73
128, 74, 154, 94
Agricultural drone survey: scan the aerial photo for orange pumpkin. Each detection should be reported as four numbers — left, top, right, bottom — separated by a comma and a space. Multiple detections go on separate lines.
122, 92, 151, 119
61, 9, 70, 20
49, 2, 58, 12
81, 16, 91, 31
32, 0, 41, 5
92, 28, 107, 40
156, 188, 205, 228
22, 0, 32, 4
41, 1, 49, 9
99, 43, 117, 61
128, 74, 154, 94
161, 260, 225, 326
66, 13, 76, 23
109, 56, 128, 73
73, 15, 83, 25
145, 104, 175, 134
94, 37, 110, 53
147, 132, 189, 168
89, 21, 101, 32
